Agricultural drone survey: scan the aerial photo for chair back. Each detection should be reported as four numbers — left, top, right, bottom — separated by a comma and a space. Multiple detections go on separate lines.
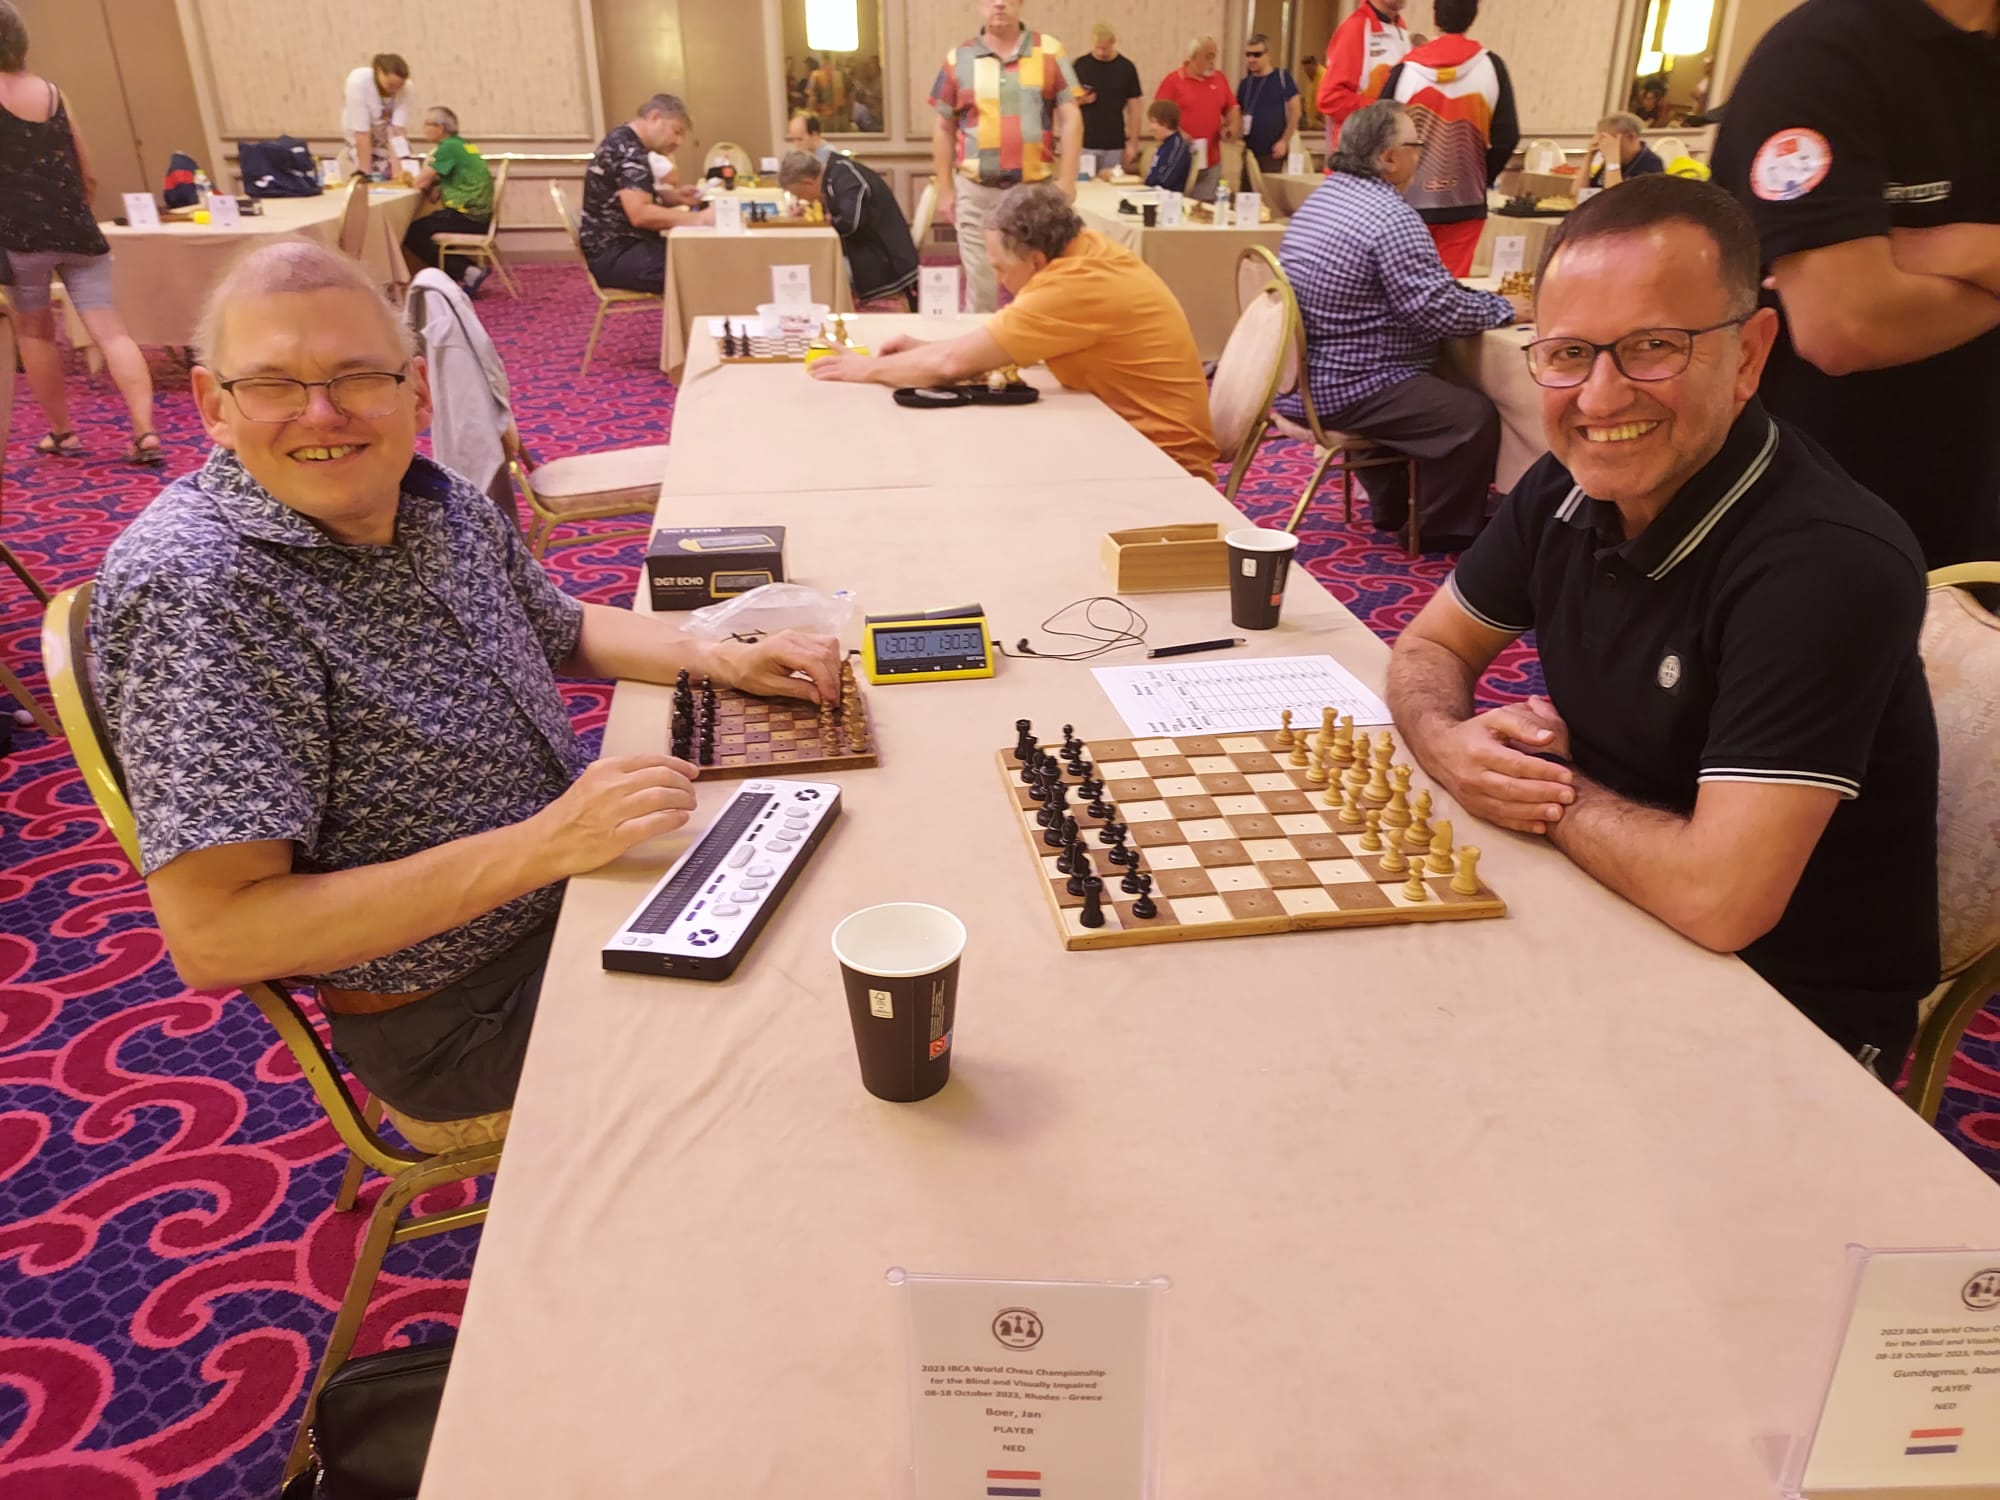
1652, 135, 1691, 167
548, 180, 608, 294
1209, 281, 1293, 461
1243, 150, 1267, 197
1523, 137, 1564, 174
39, 582, 431, 1176
909, 180, 937, 246
706, 142, 757, 179
1920, 571, 2000, 979
336, 176, 370, 261
485, 156, 511, 237
1236, 242, 1281, 312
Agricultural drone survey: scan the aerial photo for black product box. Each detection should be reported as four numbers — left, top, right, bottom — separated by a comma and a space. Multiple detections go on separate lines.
644, 527, 788, 611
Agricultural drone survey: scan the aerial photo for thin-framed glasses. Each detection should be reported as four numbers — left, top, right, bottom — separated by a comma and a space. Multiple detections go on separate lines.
1524, 317, 1750, 388
216, 367, 410, 422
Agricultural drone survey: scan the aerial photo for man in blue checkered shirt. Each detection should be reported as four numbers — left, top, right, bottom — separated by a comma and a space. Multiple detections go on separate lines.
1276, 100, 1530, 547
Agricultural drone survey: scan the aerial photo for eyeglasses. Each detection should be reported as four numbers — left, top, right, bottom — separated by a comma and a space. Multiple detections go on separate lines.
1523, 317, 1750, 388
216, 368, 410, 422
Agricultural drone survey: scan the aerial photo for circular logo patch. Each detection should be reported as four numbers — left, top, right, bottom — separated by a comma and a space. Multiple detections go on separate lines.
993, 1308, 1044, 1349
1964, 1268, 2000, 1311
1751, 128, 1832, 202
1656, 654, 1682, 690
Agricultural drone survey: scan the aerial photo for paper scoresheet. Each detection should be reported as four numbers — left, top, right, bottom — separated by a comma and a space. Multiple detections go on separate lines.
1091, 655, 1390, 738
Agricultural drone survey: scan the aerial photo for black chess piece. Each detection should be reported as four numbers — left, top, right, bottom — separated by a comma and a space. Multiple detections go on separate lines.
1043, 812, 1066, 848
1130, 874, 1157, 920
1065, 855, 1091, 896
675, 668, 692, 692
1097, 819, 1126, 847
1013, 719, 1035, 762
1107, 835, 1136, 868
1028, 766, 1052, 802
1046, 780, 1069, 817
1121, 862, 1145, 894
1061, 814, 1079, 847
1087, 792, 1113, 821
1056, 837, 1081, 875
1078, 875, 1107, 929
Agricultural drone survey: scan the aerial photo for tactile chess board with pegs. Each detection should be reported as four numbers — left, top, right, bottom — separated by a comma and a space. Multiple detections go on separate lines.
671, 660, 879, 780
714, 326, 814, 363
997, 717, 1505, 951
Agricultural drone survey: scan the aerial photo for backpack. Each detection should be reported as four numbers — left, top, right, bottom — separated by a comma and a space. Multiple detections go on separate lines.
162, 151, 202, 208
239, 136, 323, 198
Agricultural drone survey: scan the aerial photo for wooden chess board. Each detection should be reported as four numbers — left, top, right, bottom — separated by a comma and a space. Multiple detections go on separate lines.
715, 331, 814, 364
997, 730, 1505, 951
675, 679, 879, 780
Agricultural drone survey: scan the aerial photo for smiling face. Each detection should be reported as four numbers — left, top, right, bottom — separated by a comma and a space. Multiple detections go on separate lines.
193, 288, 430, 545
1535, 223, 1775, 518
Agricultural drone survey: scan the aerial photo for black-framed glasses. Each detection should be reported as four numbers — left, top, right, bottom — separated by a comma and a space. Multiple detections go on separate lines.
216, 367, 410, 422
1524, 317, 1750, 389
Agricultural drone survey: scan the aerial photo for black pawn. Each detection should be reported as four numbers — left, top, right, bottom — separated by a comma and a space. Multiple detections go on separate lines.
1056, 837, 1081, 875
1061, 814, 1079, 847
1078, 875, 1106, 929
1087, 793, 1113, 821
1121, 862, 1145, 894
1061, 723, 1079, 754
1108, 835, 1136, 868
1043, 813, 1066, 848
1098, 819, 1126, 847
1131, 874, 1158, 920
1065, 851, 1092, 896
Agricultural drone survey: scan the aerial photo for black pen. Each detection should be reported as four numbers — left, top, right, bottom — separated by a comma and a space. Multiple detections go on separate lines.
1147, 637, 1246, 659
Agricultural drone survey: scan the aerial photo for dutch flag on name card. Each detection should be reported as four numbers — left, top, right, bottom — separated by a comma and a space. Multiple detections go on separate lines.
986, 1470, 1043, 1497
1906, 1426, 1964, 1456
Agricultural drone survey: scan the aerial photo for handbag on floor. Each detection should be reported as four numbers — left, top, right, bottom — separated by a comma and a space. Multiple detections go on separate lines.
279, 1338, 454, 1500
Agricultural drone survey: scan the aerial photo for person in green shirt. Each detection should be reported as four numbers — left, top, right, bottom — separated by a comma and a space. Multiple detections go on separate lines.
402, 105, 497, 293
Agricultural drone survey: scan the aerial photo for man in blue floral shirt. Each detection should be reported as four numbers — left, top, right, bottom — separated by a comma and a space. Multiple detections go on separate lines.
95, 242, 838, 1122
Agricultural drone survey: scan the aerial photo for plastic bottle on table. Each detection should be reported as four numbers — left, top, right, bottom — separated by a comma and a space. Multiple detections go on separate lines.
1213, 176, 1232, 228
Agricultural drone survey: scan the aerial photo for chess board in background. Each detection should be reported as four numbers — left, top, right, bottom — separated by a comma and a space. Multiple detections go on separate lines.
998, 730, 1504, 951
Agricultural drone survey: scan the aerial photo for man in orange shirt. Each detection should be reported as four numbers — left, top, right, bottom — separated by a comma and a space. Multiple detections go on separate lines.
807, 185, 1218, 480
1318, 0, 1412, 146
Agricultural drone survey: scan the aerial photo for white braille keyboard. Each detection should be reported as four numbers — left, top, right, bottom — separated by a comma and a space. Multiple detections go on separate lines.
601, 778, 842, 979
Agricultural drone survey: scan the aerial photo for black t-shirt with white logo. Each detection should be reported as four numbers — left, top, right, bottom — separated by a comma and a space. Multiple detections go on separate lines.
1711, 0, 2000, 569
1448, 402, 1940, 1064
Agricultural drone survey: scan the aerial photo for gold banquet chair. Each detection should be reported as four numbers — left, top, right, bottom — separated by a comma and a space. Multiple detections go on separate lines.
504, 425, 662, 558
431, 155, 519, 297
1234, 247, 1421, 554
38, 582, 508, 1485
1903, 562, 2000, 1123
549, 180, 662, 376
1208, 265, 1295, 507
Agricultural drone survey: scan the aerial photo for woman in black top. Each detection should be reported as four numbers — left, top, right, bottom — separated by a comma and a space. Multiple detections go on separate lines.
0, 2, 160, 464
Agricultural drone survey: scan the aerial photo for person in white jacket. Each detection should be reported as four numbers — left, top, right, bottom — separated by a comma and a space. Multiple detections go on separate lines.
343, 53, 411, 179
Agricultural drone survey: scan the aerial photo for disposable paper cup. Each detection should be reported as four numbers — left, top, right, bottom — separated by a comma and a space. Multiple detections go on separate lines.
1227, 527, 1300, 630
831, 904, 966, 1103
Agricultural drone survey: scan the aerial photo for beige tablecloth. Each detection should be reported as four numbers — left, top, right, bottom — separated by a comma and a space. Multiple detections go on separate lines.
419, 314, 2000, 1500
1073, 179, 1287, 361
71, 188, 420, 350
1441, 274, 1547, 492
666, 313, 1188, 494
1472, 213, 1563, 278
1262, 172, 1324, 216
660, 225, 853, 376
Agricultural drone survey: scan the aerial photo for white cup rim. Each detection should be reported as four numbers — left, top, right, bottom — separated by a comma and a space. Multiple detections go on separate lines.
831, 903, 967, 978
1226, 527, 1299, 553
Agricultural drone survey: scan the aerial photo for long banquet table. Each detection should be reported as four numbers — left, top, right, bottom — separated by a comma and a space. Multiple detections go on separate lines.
418, 313, 2000, 1499
659, 222, 853, 376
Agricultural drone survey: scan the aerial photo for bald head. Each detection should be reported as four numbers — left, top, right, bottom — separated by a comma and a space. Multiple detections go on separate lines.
195, 238, 412, 371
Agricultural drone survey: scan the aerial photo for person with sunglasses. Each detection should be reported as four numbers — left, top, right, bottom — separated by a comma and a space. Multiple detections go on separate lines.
1236, 32, 1300, 180
90, 241, 840, 1125
1387, 176, 1938, 1081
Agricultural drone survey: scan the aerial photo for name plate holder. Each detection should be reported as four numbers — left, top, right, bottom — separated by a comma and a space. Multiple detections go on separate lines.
1783, 1246, 2000, 1499
890, 1268, 1169, 1500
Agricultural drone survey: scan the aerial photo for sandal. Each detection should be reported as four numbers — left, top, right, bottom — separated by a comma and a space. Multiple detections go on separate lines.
123, 432, 164, 467
35, 431, 81, 458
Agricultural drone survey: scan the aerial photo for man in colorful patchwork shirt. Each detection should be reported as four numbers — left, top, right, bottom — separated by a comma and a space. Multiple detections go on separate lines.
930, 0, 1082, 314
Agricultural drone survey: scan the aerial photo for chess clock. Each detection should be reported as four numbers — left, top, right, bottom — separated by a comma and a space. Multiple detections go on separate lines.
861, 604, 996, 685
710, 569, 777, 597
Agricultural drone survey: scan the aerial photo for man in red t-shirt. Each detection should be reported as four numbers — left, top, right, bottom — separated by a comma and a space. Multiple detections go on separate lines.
1153, 34, 1239, 198
1318, 0, 1412, 147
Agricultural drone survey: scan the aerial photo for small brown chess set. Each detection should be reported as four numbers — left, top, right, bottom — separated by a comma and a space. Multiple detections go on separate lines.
1497, 269, 1535, 299
672, 658, 879, 780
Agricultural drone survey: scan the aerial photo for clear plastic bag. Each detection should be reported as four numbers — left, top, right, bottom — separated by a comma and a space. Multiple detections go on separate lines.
685, 583, 862, 648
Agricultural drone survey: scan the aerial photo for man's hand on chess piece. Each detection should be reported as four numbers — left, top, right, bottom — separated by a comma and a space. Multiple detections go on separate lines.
529, 753, 699, 876
711, 629, 842, 703
1424, 701, 1575, 836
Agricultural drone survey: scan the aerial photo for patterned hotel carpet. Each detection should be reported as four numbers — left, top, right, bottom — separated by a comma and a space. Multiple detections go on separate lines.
1, 265, 1995, 1499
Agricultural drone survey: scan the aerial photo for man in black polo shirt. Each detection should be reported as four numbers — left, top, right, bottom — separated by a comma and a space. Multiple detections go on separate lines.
1387, 177, 1940, 1076
1710, 0, 2000, 569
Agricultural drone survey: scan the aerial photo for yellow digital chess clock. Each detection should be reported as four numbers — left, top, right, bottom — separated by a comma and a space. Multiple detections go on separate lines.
861, 605, 996, 685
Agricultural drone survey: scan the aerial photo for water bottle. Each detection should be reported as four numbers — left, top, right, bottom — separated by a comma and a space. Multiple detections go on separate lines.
194, 167, 212, 199
1213, 177, 1232, 228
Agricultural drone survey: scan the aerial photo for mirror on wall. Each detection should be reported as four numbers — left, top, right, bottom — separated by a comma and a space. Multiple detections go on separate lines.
1624, 0, 1724, 127
781, 0, 888, 136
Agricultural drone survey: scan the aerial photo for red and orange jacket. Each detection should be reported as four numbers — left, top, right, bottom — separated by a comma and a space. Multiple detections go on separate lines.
1317, 2, 1412, 144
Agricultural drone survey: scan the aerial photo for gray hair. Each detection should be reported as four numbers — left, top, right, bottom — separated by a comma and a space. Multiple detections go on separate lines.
636, 92, 690, 122
988, 183, 1083, 261
425, 105, 459, 135
193, 239, 414, 371
777, 150, 823, 191
1184, 33, 1218, 61
1247, 31, 1271, 47
1330, 101, 1410, 180
1597, 111, 1645, 138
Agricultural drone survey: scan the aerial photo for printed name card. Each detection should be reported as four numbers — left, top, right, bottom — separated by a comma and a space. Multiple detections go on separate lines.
1157, 195, 1183, 227
1788, 1248, 2000, 1499
1234, 192, 1261, 227
1078, 156, 1096, 180
760, 155, 780, 174
770, 264, 813, 307
206, 193, 240, 227
1286, 145, 1308, 174
893, 1270, 1166, 1500
121, 193, 159, 228
920, 266, 960, 319
1490, 235, 1527, 276
713, 196, 744, 234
